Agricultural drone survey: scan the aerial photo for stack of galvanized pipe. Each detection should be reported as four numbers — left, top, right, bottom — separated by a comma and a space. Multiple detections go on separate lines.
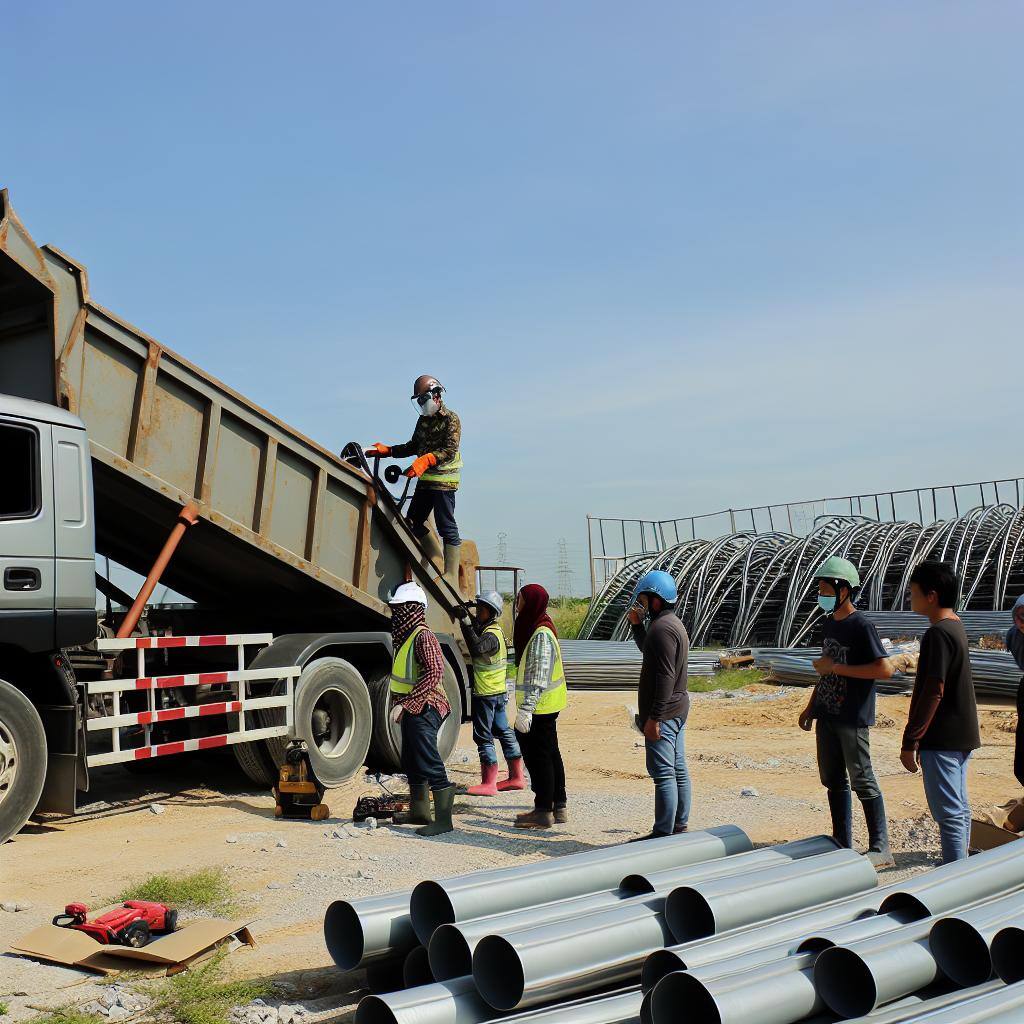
323, 828, 1024, 1024
559, 640, 724, 690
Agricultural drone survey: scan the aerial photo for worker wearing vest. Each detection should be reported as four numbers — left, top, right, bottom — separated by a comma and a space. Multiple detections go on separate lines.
387, 582, 457, 837
366, 376, 463, 585
511, 584, 568, 829
458, 591, 526, 797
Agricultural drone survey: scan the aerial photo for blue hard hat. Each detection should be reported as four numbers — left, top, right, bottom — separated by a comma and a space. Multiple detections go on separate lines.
632, 570, 678, 605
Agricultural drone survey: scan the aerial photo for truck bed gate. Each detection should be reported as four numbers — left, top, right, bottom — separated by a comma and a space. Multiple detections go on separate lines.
85, 634, 298, 767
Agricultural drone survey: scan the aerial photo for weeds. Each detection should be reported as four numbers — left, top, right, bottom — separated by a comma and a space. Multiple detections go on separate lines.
26, 1009, 101, 1024
118, 867, 236, 915
146, 952, 269, 1024
689, 668, 768, 692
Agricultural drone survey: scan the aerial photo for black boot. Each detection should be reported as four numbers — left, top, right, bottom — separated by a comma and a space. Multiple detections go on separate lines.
828, 790, 853, 849
394, 783, 431, 826
862, 796, 895, 868
418, 784, 456, 837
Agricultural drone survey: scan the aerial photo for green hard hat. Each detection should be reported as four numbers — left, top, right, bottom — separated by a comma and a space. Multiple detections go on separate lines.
815, 556, 861, 589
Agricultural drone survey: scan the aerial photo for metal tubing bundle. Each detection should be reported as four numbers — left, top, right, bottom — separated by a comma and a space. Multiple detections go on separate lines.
325, 889, 417, 970
355, 976, 493, 1024
580, 508, 1024, 647
559, 640, 723, 689
884, 981, 1024, 1022
928, 890, 1024, 987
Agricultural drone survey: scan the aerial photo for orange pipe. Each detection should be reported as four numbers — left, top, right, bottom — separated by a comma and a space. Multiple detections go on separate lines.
116, 502, 200, 638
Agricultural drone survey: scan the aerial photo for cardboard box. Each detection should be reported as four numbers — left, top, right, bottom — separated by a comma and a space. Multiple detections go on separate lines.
7, 913, 255, 976
971, 819, 1023, 852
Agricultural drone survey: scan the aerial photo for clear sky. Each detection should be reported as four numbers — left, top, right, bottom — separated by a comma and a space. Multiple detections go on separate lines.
6, 2, 1022, 597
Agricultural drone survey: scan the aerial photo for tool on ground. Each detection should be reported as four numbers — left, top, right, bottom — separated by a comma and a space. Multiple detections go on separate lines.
52, 901, 177, 947
273, 740, 329, 820
354, 771, 407, 821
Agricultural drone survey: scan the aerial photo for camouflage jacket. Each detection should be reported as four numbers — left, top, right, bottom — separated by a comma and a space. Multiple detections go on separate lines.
390, 406, 462, 491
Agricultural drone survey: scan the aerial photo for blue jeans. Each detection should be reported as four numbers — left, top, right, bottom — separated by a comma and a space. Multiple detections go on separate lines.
400, 705, 450, 790
472, 694, 521, 766
645, 716, 690, 836
920, 749, 972, 863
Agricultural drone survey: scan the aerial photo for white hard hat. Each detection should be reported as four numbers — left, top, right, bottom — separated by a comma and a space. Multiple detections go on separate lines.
389, 582, 428, 608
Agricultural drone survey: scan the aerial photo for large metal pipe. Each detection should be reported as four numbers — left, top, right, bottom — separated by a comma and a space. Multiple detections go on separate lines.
813, 919, 938, 1018
326, 890, 417, 970
355, 977, 494, 1024
878, 842, 1024, 918
869, 981, 1024, 1023
498, 988, 643, 1024
410, 825, 751, 944
991, 924, 1024, 983
928, 889, 1024, 987
650, 952, 821, 1024
840, 981, 1004, 1024
796, 907, 923, 952
665, 849, 878, 941
473, 894, 673, 1010
619, 836, 838, 893
431, 837, 833, 983
640, 883, 909, 992
403, 946, 434, 988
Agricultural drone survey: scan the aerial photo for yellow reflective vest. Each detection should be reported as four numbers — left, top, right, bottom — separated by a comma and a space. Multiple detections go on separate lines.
421, 452, 463, 487
515, 626, 567, 715
473, 623, 509, 697
390, 625, 426, 695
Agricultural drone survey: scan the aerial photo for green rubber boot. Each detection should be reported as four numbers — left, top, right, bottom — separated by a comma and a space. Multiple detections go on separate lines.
394, 783, 431, 826
417, 784, 456, 837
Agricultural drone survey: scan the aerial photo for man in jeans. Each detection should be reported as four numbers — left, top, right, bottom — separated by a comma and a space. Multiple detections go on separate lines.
799, 556, 895, 867
902, 561, 980, 863
627, 569, 690, 840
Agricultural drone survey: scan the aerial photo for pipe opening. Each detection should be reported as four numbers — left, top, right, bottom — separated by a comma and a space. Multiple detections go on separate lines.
653, 973, 721, 1024
403, 946, 433, 988
796, 936, 836, 954
620, 874, 657, 895
814, 947, 878, 1018
365, 960, 405, 995
428, 926, 472, 982
992, 926, 1024, 984
929, 919, 993, 987
877, 892, 931, 919
325, 901, 366, 970
472, 935, 526, 1010
354, 996, 399, 1024
641, 950, 685, 992
665, 888, 716, 943
410, 882, 457, 945
639, 989, 655, 1024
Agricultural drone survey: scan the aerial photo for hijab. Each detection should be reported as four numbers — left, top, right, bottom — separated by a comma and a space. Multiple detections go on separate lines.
391, 602, 426, 650
1007, 594, 1024, 671
513, 584, 556, 667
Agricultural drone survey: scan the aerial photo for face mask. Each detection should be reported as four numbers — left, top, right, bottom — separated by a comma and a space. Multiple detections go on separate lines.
412, 396, 440, 417
818, 595, 836, 614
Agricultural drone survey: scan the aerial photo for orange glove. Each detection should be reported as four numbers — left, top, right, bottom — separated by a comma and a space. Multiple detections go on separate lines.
366, 443, 391, 456
405, 453, 438, 478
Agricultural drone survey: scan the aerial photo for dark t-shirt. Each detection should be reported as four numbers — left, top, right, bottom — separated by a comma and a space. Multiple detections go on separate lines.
908, 618, 981, 751
814, 611, 887, 727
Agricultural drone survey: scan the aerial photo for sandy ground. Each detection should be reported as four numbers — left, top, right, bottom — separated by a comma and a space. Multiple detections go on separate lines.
1, 683, 1020, 1020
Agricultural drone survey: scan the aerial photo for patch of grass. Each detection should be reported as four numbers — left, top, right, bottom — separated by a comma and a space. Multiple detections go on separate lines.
147, 953, 270, 1024
27, 1009, 101, 1024
549, 597, 591, 640
0, 1002, 9, 1017
118, 867, 236, 915
690, 668, 768, 692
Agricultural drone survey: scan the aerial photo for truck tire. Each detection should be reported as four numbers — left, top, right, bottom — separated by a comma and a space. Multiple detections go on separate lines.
0, 678, 48, 844
233, 739, 279, 787
263, 658, 372, 788
366, 662, 462, 773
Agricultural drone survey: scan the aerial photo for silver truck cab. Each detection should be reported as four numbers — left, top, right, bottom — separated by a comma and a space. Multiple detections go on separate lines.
0, 394, 96, 842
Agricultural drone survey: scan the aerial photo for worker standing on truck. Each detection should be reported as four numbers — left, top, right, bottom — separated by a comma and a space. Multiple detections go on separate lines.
512, 584, 568, 829
798, 556, 895, 868
387, 582, 457, 837
626, 569, 691, 841
459, 592, 526, 796
366, 376, 463, 586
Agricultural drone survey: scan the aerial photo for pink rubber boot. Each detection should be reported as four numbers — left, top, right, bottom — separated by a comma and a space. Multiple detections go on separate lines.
467, 762, 499, 796
497, 757, 526, 792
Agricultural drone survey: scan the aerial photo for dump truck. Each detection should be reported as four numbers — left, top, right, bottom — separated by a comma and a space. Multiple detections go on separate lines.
0, 190, 481, 843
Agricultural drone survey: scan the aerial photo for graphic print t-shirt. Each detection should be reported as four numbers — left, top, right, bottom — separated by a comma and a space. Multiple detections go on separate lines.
814, 611, 888, 727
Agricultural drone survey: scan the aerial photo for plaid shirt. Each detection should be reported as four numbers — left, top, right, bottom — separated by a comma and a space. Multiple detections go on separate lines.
389, 406, 462, 491
401, 629, 452, 718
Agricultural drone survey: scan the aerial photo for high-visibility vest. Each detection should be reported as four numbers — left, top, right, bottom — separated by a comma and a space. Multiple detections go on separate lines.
515, 626, 567, 715
473, 624, 509, 697
390, 625, 426, 695
420, 451, 463, 487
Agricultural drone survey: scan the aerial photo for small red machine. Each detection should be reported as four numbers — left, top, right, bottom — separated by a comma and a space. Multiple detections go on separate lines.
52, 901, 178, 947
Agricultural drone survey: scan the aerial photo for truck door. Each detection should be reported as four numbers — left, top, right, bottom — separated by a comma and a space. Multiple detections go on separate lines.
0, 416, 55, 651
51, 423, 97, 647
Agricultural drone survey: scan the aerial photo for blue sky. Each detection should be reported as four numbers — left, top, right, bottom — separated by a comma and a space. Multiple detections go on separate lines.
6, 2, 1022, 596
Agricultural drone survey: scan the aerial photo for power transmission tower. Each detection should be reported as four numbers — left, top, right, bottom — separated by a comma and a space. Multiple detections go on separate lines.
557, 537, 573, 599
497, 532, 508, 565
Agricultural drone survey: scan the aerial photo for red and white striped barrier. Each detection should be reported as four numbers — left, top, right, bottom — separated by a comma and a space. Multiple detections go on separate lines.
86, 634, 298, 768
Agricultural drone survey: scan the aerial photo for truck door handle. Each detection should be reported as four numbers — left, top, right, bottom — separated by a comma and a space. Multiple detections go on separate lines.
4, 567, 41, 591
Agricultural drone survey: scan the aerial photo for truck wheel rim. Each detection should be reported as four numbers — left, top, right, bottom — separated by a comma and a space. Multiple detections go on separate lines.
311, 688, 354, 758
0, 722, 17, 808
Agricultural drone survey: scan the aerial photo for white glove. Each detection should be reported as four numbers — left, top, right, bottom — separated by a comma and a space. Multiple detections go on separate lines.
390, 704, 405, 724
515, 709, 533, 734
